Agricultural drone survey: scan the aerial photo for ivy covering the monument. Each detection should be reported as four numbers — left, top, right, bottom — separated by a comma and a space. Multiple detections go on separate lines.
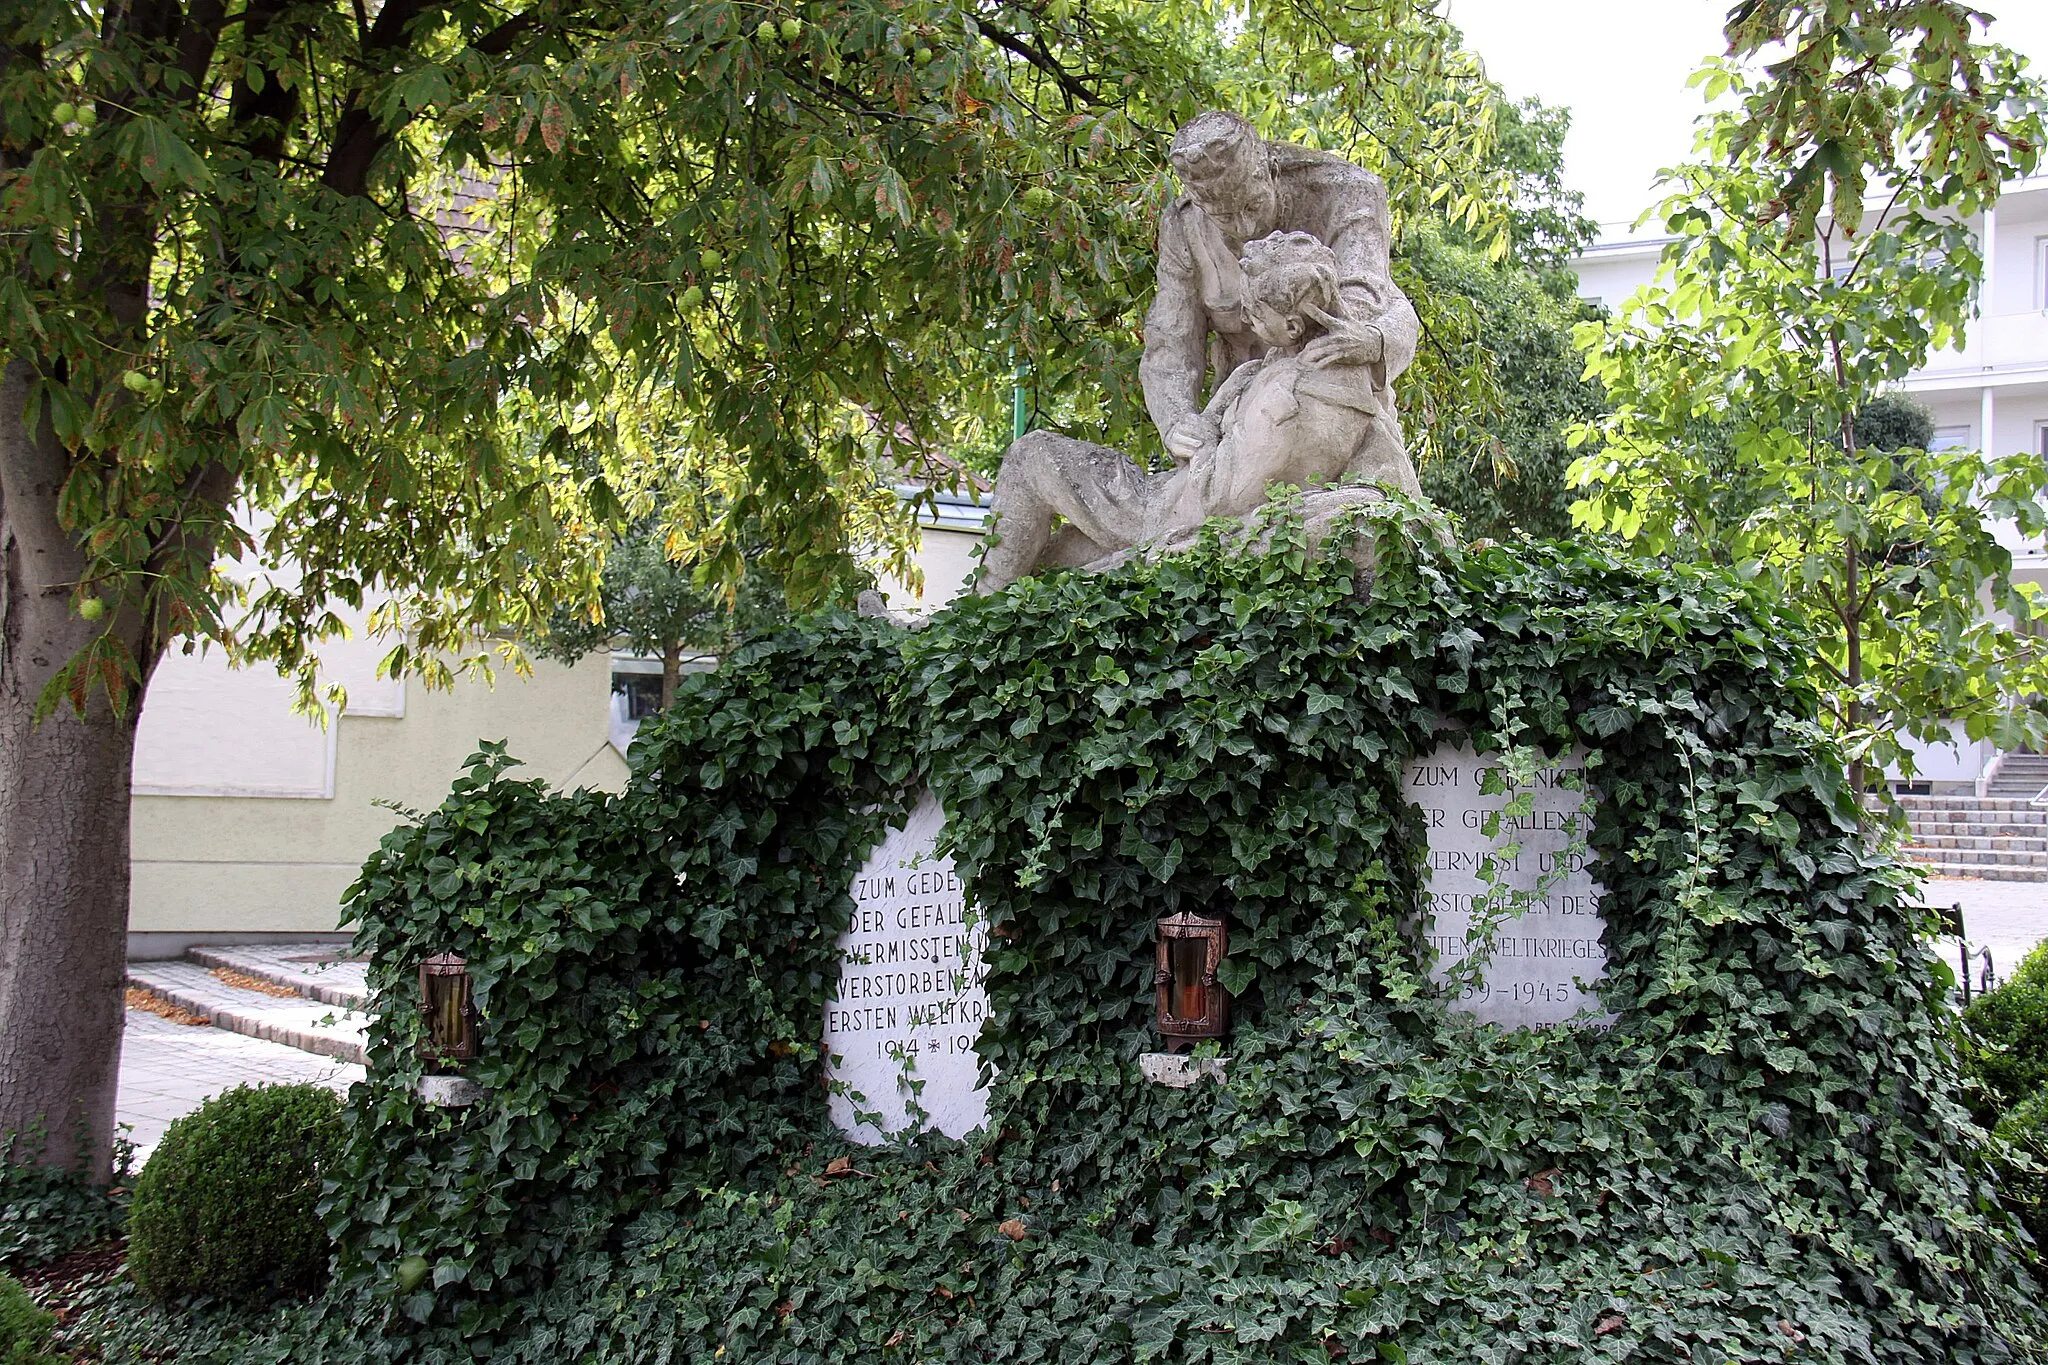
317, 505, 2041, 1363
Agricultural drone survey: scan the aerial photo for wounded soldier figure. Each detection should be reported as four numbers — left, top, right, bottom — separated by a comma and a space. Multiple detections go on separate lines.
975, 229, 1420, 594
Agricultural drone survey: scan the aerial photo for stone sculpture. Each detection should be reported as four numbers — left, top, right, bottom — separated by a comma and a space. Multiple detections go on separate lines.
975, 110, 1422, 594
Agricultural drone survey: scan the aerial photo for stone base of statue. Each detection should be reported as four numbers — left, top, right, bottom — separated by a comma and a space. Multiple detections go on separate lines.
1076, 482, 1398, 587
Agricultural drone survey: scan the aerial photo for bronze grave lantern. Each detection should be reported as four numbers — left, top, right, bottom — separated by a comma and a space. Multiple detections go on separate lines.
1154, 911, 1229, 1049
419, 953, 478, 1071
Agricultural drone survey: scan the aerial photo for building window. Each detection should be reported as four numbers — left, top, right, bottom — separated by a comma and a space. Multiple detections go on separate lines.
613, 672, 663, 721
2037, 420, 2048, 458
1932, 424, 1974, 453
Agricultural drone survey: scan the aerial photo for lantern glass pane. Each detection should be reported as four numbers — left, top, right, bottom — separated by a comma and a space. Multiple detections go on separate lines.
1169, 935, 1207, 1021
425, 971, 471, 1055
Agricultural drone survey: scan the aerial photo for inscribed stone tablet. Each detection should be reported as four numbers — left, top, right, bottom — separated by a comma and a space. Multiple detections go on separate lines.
824, 791, 990, 1144
1403, 744, 1609, 1027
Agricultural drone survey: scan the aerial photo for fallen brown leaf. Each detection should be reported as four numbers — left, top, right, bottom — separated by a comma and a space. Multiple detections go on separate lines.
1595, 1312, 1626, 1336
125, 987, 209, 1026
824, 1155, 853, 1176
998, 1217, 1028, 1242
209, 967, 301, 999
1525, 1167, 1560, 1198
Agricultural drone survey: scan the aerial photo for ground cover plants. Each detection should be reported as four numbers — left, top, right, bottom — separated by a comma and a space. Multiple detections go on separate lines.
246, 500, 2041, 1364
0, 1129, 129, 1269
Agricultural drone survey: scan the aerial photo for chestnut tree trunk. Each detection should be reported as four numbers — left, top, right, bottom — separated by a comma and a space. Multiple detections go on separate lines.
0, 363, 151, 1177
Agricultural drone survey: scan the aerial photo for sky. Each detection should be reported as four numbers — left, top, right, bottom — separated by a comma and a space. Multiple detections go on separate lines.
1440, 0, 2048, 232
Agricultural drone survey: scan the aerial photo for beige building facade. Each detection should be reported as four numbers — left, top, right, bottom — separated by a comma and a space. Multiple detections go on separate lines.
128, 491, 990, 955
128, 639, 627, 956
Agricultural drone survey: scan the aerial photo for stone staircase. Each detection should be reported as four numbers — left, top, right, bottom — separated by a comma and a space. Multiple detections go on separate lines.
1986, 754, 2048, 800
126, 943, 371, 1064
1900, 762, 2048, 881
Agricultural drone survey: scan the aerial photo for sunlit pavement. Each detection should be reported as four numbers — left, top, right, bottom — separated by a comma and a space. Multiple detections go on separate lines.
115, 1009, 362, 1166
1924, 876, 2048, 996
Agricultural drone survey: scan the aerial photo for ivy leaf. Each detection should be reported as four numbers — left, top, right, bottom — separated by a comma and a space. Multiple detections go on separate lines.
1243, 1200, 1314, 1251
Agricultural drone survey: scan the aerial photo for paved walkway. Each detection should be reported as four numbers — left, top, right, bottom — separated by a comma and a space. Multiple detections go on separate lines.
1924, 876, 2048, 991
117, 1009, 363, 1165
189, 942, 367, 1006
127, 959, 368, 1063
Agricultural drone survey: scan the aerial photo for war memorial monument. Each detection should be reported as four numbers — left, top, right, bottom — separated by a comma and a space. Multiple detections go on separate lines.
341, 108, 2043, 1363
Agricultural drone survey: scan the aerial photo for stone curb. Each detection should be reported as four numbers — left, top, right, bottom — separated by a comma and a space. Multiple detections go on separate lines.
187, 945, 369, 1009
1904, 863, 2048, 883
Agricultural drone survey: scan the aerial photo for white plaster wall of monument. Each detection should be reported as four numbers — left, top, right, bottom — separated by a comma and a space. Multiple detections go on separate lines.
824, 791, 991, 1144
1403, 742, 1611, 1028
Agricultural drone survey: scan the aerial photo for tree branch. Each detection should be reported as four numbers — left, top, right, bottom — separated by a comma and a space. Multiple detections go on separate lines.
139, 459, 238, 669
975, 19, 1100, 109
227, 0, 304, 164
172, 0, 230, 109
323, 1, 576, 197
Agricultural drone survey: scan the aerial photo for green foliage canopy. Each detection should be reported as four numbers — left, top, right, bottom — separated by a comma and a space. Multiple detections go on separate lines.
535, 521, 796, 711
0, 0, 1535, 711
1409, 226, 1603, 542
1567, 8, 2048, 781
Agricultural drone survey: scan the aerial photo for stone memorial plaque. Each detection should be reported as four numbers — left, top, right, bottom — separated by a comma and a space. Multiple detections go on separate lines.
1403, 744, 1609, 1028
824, 791, 990, 1144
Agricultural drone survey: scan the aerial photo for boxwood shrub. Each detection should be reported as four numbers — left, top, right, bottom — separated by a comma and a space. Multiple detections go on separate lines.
128, 1084, 344, 1305
322, 504, 2042, 1362
0, 1274, 59, 1365
1965, 941, 2048, 1113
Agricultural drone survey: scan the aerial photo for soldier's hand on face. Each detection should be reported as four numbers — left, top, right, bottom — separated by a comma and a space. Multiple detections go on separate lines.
1165, 413, 1221, 465
1299, 304, 1384, 369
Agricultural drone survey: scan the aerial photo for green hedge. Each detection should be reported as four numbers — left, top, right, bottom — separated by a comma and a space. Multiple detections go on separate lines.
0, 1274, 58, 1365
129, 1084, 344, 1305
322, 504, 2041, 1362
1966, 941, 2048, 1113
1992, 1090, 2048, 1257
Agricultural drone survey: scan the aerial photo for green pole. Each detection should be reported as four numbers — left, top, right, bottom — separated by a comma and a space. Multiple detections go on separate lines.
1011, 350, 1030, 442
